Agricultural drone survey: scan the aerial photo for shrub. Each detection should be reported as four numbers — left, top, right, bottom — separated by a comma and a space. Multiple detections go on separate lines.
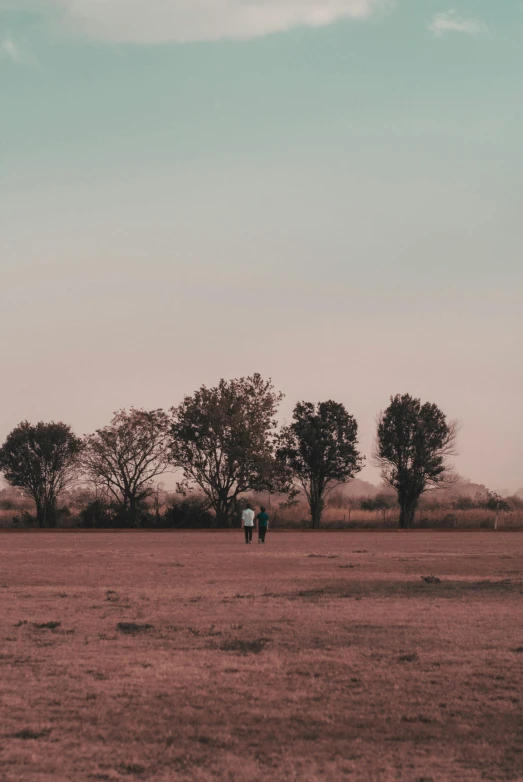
452, 495, 477, 510
360, 494, 394, 511
79, 499, 113, 528
12, 510, 36, 527
160, 496, 215, 529
78, 499, 152, 528
475, 490, 510, 512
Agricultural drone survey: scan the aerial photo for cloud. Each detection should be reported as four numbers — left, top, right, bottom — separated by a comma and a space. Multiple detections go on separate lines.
0, 36, 39, 65
0, 38, 22, 62
428, 10, 489, 37
0, 0, 389, 44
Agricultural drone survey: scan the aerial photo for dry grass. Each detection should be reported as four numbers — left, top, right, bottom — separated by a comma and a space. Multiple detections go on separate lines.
2, 493, 522, 531
1, 531, 523, 781
270, 505, 523, 530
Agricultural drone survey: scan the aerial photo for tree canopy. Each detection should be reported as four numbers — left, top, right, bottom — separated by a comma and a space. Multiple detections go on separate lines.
374, 393, 458, 528
0, 421, 82, 527
277, 400, 364, 528
82, 408, 171, 526
170, 374, 283, 526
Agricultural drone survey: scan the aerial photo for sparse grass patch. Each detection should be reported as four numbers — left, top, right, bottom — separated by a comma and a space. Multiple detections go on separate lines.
219, 638, 269, 654
120, 763, 146, 776
33, 621, 61, 630
398, 652, 419, 663
116, 622, 153, 634
9, 727, 51, 740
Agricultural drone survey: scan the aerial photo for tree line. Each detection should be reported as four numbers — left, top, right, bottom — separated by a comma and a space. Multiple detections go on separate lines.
0, 374, 458, 530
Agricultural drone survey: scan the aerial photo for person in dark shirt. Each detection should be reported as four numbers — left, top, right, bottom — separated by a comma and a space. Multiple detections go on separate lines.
257, 506, 269, 544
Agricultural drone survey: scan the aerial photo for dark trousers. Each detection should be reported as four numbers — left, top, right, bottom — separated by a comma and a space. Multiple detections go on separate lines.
258, 527, 267, 543
244, 526, 253, 543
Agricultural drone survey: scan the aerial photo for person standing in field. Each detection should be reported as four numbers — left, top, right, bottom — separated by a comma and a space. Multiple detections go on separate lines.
257, 506, 269, 544
242, 503, 255, 544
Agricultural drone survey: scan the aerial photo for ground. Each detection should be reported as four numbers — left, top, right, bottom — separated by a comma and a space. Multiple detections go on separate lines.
0, 531, 522, 782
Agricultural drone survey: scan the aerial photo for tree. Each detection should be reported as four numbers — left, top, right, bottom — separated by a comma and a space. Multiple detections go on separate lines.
0, 421, 82, 527
374, 394, 458, 529
475, 490, 510, 512
169, 374, 283, 526
82, 409, 170, 526
277, 401, 364, 529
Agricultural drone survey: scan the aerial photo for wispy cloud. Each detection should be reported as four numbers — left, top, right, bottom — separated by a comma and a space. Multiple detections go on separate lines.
0, 35, 40, 66
428, 9, 489, 38
1, 38, 24, 62
0, 1, 390, 44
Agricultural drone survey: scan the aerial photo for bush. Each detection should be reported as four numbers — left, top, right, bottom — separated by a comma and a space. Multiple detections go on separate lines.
14, 510, 36, 527
506, 495, 523, 511
452, 495, 477, 511
78, 499, 153, 528
360, 494, 394, 511
475, 490, 510, 512
77, 494, 213, 528
79, 499, 113, 528
160, 496, 215, 529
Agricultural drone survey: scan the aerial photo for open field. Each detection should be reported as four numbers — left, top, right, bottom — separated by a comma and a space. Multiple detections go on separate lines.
1, 532, 523, 782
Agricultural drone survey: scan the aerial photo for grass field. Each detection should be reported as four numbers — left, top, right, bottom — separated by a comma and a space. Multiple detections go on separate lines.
1, 531, 522, 782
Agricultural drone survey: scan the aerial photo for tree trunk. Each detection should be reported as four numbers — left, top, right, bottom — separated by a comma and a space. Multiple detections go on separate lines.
46, 503, 57, 528
398, 495, 418, 529
214, 494, 231, 528
309, 493, 324, 529
129, 497, 140, 528
34, 500, 56, 528
35, 501, 45, 528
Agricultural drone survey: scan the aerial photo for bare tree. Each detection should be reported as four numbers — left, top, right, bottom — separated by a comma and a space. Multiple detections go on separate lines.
374, 394, 458, 528
83, 409, 170, 526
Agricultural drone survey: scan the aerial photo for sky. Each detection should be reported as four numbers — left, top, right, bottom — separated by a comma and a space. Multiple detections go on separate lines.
0, 0, 522, 492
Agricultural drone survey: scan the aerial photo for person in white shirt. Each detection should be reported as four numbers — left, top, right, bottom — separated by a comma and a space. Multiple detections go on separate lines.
242, 504, 255, 544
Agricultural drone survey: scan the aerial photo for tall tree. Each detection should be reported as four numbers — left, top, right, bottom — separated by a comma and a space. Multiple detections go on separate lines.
374, 394, 458, 528
83, 409, 170, 526
277, 401, 364, 529
0, 421, 82, 527
170, 374, 283, 526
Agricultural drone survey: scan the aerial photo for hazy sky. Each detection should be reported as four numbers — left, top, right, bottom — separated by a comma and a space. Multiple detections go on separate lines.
1, 1, 522, 491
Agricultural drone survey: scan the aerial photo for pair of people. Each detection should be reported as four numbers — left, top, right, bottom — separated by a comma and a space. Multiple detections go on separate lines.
241, 504, 269, 544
